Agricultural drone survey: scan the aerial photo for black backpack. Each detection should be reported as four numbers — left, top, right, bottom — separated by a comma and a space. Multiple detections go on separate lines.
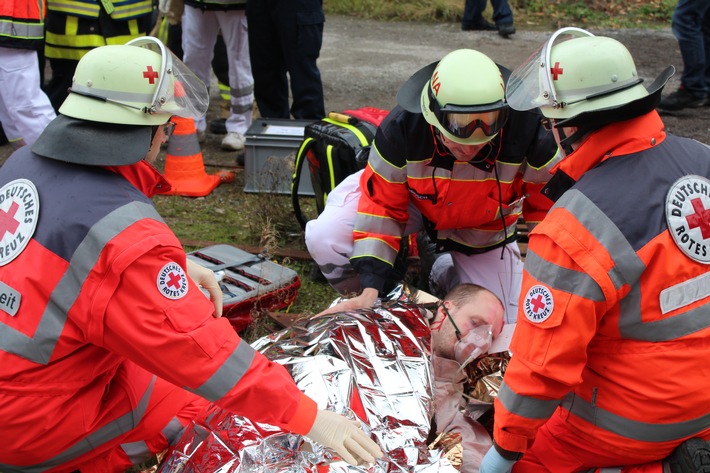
292, 108, 388, 230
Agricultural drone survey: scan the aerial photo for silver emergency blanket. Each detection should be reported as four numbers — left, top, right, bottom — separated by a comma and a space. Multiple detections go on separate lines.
158, 291, 458, 472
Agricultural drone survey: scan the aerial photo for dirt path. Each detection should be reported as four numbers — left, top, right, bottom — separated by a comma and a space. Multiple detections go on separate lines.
320, 16, 709, 144
0, 16, 707, 160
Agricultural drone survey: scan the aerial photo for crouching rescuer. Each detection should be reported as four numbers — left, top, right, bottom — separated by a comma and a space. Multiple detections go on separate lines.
0, 37, 382, 471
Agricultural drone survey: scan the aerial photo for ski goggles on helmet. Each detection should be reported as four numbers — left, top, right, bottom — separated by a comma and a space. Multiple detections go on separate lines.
427, 86, 510, 139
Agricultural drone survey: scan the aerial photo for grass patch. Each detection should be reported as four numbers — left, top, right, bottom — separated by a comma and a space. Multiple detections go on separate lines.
158, 0, 677, 336
154, 164, 338, 322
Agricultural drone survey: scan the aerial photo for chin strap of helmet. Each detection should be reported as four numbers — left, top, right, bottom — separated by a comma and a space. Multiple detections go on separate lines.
554, 125, 587, 155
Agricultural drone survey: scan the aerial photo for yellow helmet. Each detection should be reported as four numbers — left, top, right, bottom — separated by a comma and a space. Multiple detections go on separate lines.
397, 49, 509, 145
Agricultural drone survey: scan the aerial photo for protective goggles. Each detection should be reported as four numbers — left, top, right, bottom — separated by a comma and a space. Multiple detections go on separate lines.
428, 86, 509, 139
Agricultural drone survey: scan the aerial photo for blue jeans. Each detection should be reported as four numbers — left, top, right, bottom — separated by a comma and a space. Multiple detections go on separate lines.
462, 0, 513, 28
671, 0, 710, 96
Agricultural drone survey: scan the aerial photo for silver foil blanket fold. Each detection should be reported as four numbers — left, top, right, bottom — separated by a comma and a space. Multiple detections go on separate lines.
159, 300, 458, 472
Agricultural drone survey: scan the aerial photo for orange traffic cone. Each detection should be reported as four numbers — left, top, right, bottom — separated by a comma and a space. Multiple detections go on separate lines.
159, 116, 233, 197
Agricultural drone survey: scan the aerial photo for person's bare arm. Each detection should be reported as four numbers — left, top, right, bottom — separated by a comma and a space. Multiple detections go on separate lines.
316, 287, 379, 316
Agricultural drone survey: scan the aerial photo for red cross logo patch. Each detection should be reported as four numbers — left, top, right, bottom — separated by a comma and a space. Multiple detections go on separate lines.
157, 262, 189, 300
0, 179, 39, 266
143, 65, 159, 84
666, 175, 710, 264
523, 285, 554, 323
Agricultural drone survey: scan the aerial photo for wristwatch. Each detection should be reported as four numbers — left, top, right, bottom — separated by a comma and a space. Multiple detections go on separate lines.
493, 440, 524, 461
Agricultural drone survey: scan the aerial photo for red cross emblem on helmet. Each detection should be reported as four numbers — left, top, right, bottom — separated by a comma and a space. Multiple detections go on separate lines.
143, 65, 159, 84
550, 62, 564, 81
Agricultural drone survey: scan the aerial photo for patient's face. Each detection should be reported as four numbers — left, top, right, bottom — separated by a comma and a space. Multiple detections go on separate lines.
430, 290, 505, 360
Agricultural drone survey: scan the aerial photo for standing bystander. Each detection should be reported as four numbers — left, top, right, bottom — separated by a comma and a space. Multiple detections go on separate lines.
181, 0, 254, 151
461, 0, 516, 38
658, 0, 710, 110
43, 0, 153, 112
0, 0, 56, 149
246, 0, 326, 119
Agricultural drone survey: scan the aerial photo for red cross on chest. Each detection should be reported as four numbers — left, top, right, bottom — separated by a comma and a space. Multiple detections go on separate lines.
530, 294, 546, 313
550, 62, 564, 80
143, 66, 159, 84
686, 197, 710, 239
0, 201, 20, 239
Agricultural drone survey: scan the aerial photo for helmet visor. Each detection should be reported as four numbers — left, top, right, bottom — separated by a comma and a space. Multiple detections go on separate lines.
428, 86, 509, 139
506, 27, 595, 112
125, 36, 209, 119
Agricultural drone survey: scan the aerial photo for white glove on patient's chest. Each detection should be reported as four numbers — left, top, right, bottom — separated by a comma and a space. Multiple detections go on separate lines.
305, 409, 383, 466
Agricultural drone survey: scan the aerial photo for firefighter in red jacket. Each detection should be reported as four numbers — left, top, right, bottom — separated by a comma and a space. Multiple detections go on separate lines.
480, 27, 710, 473
0, 37, 382, 472
305, 49, 559, 323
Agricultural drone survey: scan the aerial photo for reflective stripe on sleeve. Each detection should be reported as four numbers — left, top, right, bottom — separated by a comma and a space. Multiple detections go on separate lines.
524, 249, 605, 302
497, 382, 561, 421
188, 339, 256, 401
562, 392, 710, 442
0, 202, 163, 364
351, 238, 397, 265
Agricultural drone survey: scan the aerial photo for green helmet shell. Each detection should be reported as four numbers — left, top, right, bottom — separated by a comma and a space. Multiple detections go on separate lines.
505, 28, 650, 121
420, 49, 506, 145
543, 35, 648, 119
59, 37, 209, 126
60, 45, 169, 125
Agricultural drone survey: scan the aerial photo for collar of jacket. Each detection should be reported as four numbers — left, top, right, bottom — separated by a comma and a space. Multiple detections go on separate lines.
103, 160, 172, 197
542, 110, 666, 200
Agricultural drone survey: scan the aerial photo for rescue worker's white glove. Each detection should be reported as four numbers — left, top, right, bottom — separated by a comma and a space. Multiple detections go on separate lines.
305, 409, 383, 466
185, 258, 223, 317
479, 445, 517, 473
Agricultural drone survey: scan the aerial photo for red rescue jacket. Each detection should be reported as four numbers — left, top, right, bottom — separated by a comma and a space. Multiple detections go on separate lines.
0, 149, 316, 470
494, 111, 710, 461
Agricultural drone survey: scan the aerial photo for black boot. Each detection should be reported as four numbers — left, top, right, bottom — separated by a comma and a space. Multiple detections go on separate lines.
664, 438, 710, 473
658, 88, 707, 111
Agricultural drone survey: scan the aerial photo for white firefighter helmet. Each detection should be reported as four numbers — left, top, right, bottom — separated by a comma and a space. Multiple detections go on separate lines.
60, 36, 208, 125
397, 49, 509, 145
506, 27, 674, 123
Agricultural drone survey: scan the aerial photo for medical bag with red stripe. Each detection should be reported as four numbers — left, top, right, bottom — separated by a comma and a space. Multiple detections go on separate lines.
292, 106, 389, 230
186, 244, 300, 332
